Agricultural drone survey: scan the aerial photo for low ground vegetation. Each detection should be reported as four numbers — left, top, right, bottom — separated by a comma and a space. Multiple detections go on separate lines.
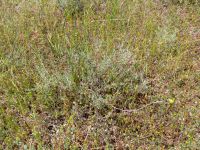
0, 0, 199, 149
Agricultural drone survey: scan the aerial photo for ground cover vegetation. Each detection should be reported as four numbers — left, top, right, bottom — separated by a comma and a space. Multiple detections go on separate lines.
0, 0, 200, 149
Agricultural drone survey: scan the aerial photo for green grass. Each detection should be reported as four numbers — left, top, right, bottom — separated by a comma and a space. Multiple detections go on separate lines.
0, 0, 199, 149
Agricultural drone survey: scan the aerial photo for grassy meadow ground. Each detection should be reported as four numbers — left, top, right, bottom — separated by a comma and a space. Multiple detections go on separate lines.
0, 0, 200, 149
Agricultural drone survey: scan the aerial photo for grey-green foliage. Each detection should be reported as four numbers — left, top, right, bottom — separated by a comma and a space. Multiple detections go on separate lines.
156, 26, 178, 44
35, 46, 148, 110
71, 48, 148, 109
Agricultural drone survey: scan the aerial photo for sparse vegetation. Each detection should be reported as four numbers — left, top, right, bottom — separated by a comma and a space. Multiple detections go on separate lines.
0, 0, 199, 149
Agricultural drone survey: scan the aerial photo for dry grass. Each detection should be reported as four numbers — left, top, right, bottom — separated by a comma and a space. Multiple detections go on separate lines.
0, 0, 199, 149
